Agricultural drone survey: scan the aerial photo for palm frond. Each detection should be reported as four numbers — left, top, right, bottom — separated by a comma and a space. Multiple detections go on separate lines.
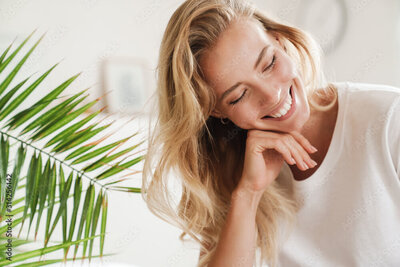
6, 72, 82, 131
0, 31, 146, 265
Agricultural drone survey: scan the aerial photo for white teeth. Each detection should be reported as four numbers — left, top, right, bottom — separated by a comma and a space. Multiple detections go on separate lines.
270, 93, 293, 118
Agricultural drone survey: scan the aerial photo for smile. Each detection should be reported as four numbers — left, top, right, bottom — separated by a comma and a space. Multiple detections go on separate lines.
261, 85, 296, 121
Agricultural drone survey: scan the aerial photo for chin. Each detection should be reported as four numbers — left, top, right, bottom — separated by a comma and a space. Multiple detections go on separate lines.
255, 114, 307, 133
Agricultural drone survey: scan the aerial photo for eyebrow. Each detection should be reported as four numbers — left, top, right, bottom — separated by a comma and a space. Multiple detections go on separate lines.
220, 44, 270, 103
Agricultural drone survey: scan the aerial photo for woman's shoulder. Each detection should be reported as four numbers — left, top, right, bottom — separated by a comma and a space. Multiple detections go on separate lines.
333, 81, 400, 114
339, 81, 400, 98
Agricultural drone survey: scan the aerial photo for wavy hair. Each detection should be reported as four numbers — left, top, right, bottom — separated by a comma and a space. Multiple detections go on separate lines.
141, 0, 337, 266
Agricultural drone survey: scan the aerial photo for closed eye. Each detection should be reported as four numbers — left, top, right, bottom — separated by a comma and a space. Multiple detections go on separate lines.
229, 54, 276, 106
229, 89, 247, 105
263, 54, 276, 73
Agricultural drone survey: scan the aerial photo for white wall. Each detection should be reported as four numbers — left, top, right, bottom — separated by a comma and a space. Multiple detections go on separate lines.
0, 0, 399, 266
257, 0, 400, 87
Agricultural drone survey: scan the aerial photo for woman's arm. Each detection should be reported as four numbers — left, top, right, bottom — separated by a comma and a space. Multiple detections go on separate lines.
203, 186, 263, 267
200, 129, 317, 266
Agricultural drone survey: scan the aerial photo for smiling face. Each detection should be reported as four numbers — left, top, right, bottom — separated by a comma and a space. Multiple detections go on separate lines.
199, 17, 311, 133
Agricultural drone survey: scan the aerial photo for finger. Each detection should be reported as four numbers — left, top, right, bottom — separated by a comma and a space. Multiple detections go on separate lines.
272, 137, 307, 170
254, 136, 293, 165
271, 140, 297, 165
289, 131, 318, 154
285, 135, 317, 169
283, 138, 310, 170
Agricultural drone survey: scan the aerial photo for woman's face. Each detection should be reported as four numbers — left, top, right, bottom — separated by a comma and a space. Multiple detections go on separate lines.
199, 17, 311, 133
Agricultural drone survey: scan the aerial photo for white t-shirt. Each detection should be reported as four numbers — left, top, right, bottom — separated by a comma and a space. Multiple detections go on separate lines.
272, 81, 400, 267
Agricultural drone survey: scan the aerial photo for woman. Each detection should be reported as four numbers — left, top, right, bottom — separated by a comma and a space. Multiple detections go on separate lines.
142, 0, 400, 266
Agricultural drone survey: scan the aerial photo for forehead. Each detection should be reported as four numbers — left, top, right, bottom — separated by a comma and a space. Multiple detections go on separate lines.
200, 17, 273, 91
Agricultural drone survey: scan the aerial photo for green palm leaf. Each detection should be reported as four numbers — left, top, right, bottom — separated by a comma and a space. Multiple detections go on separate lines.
0, 234, 103, 265
73, 183, 93, 260
44, 169, 73, 247
51, 122, 113, 154
7, 72, 81, 131
0, 62, 58, 121
26, 152, 43, 238
63, 131, 116, 161
29, 94, 90, 141
88, 189, 103, 260
32, 98, 100, 141
64, 175, 82, 259
44, 107, 103, 148
0, 140, 26, 216
0, 31, 146, 265
44, 161, 57, 246
34, 157, 52, 241
17, 152, 38, 237
17, 87, 89, 135
71, 132, 138, 165
82, 140, 144, 172
0, 39, 15, 68
0, 29, 37, 80
100, 192, 108, 257
95, 155, 144, 180
82, 183, 96, 259
0, 134, 10, 208
0, 76, 31, 114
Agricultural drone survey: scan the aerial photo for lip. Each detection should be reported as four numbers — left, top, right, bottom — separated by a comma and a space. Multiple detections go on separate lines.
261, 85, 296, 121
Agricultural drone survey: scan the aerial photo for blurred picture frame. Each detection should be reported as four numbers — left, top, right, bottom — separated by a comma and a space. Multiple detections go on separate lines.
101, 57, 150, 116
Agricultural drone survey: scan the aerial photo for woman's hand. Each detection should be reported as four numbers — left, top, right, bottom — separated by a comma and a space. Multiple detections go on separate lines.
237, 130, 318, 194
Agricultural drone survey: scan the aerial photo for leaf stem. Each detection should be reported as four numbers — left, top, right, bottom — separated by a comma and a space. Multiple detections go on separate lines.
0, 130, 108, 191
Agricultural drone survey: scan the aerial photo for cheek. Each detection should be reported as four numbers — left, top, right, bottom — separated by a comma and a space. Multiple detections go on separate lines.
232, 106, 258, 125
275, 53, 297, 80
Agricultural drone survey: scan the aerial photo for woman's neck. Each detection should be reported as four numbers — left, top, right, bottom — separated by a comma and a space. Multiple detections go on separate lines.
302, 86, 338, 141
290, 87, 339, 180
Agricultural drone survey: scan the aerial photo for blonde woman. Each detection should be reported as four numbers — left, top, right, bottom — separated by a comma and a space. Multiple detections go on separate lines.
142, 0, 400, 266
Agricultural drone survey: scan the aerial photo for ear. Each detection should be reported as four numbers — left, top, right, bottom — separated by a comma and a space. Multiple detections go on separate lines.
211, 108, 225, 118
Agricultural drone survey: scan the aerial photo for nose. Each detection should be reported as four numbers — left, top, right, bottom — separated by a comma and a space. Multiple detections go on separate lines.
257, 83, 283, 107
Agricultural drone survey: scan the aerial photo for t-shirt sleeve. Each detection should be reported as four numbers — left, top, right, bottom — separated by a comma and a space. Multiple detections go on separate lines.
387, 96, 400, 179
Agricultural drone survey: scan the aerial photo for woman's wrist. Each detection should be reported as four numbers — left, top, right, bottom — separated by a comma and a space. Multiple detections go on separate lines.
231, 184, 264, 211
235, 178, 266, 198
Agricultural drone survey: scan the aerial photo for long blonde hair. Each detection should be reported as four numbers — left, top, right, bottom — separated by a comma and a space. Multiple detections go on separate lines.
141, 0, 337, 266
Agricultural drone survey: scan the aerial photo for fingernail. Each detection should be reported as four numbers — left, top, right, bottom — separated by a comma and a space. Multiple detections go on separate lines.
311, 160, 318, 167
290, 157, 296, 164
311, 146, 318, 153
302, 162, 309, 170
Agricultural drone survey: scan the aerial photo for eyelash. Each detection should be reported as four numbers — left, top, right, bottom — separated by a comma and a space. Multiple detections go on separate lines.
229, 54, 277, 105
